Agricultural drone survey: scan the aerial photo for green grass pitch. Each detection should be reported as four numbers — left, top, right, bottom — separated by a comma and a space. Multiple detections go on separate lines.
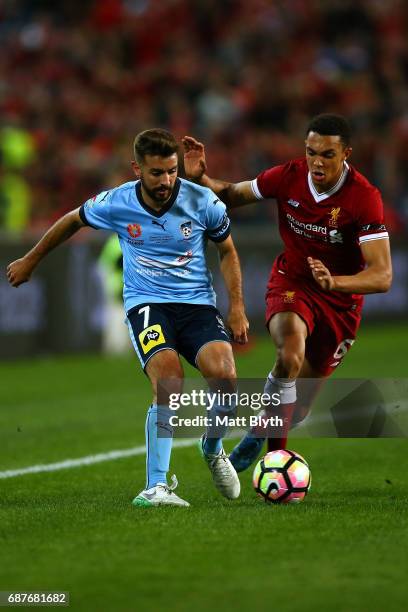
1, 322, 407, 611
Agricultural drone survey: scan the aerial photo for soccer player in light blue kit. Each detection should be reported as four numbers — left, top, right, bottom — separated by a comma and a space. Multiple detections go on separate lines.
7, 129, 249, 507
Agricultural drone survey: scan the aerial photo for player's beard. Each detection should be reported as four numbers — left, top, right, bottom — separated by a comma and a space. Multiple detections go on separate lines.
141, 178, 173, 204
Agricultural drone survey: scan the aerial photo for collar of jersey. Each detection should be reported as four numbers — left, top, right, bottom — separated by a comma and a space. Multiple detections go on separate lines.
307, 161, 349, 203
135, 178, 181, 217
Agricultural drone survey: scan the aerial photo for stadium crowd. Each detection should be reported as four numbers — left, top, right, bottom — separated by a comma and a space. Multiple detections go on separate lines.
0, 0, 407, 232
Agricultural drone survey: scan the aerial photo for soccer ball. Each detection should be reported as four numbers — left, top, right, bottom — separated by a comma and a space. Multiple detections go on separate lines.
252, 449, 311, 504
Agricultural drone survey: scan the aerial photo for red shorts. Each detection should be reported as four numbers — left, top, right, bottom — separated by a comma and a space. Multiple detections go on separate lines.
265, 266, 363, 377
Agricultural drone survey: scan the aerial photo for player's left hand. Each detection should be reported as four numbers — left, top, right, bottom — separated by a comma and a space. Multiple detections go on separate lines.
227, 307, 249, 344
182, 136, 207, 181
307, 257, 335, 291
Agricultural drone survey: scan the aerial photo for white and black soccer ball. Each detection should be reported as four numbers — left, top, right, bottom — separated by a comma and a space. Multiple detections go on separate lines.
253, 449, 311, 504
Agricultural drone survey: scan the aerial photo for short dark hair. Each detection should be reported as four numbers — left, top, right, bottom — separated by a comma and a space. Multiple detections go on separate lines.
306, 114, 351, 148
133, 128, 178, 163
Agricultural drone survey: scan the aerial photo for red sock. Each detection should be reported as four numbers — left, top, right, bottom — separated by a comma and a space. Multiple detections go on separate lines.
267, 402, 295, 452
251, 412, 274, 438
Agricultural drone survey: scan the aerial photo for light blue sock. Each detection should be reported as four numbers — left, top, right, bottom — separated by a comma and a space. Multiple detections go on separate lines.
204, 394, 237, 455
145, 404, 173, 489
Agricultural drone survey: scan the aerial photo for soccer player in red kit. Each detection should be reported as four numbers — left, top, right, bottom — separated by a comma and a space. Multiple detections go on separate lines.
183, 114, 392, 471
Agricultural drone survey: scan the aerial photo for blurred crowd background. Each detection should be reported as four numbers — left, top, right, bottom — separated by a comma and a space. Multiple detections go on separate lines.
1, 0, 408, 233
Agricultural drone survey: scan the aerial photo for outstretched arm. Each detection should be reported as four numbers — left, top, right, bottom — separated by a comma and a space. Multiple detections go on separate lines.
308, 239, 392, 294
7, 208, 85, 287
182, 136, 257, 208
215, 235, 249, 344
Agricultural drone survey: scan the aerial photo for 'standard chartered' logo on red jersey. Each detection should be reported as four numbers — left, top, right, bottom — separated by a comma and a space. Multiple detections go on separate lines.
127, 223, 142, 238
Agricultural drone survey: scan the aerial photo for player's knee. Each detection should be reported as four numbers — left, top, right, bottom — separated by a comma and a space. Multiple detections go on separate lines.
163, 371, 184, 392
197, 343, 236, 381
274, 348, 303, 378
205, 356, 236, 382
147, 351, 184, 401
154, 371, 184, 405
219, 354, 236, 380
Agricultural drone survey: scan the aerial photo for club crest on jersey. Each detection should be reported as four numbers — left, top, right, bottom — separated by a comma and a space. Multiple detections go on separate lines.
127, 223, 142, 238
138, 324, 165, 354
282, 291, 296, 303
180, 221, 192, 238
329, 207, 341, 227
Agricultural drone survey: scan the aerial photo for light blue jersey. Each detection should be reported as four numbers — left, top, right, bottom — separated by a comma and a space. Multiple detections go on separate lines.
79, 178, 231, 313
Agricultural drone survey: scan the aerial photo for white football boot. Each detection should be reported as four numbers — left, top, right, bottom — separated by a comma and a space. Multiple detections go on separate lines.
200, 436, 240, 499
132, 474, 190, 507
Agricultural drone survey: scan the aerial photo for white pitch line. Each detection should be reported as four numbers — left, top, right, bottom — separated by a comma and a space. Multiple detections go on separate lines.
0, 439, 196, 480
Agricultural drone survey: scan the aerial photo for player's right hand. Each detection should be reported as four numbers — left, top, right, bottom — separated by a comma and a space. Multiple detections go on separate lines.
307, 257, 335, 291
227, 307, 249, 345
182, 136, 207, 181
6, 257, 35, 287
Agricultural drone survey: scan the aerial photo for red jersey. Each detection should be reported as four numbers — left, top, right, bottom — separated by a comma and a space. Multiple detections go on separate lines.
252, 158, 389, 308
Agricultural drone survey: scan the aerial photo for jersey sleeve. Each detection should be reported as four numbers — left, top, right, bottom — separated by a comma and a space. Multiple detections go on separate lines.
356, 188, 389, 245
79, 189, 114, 231
205, 191, 231, 242
251, 163, 288, 199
